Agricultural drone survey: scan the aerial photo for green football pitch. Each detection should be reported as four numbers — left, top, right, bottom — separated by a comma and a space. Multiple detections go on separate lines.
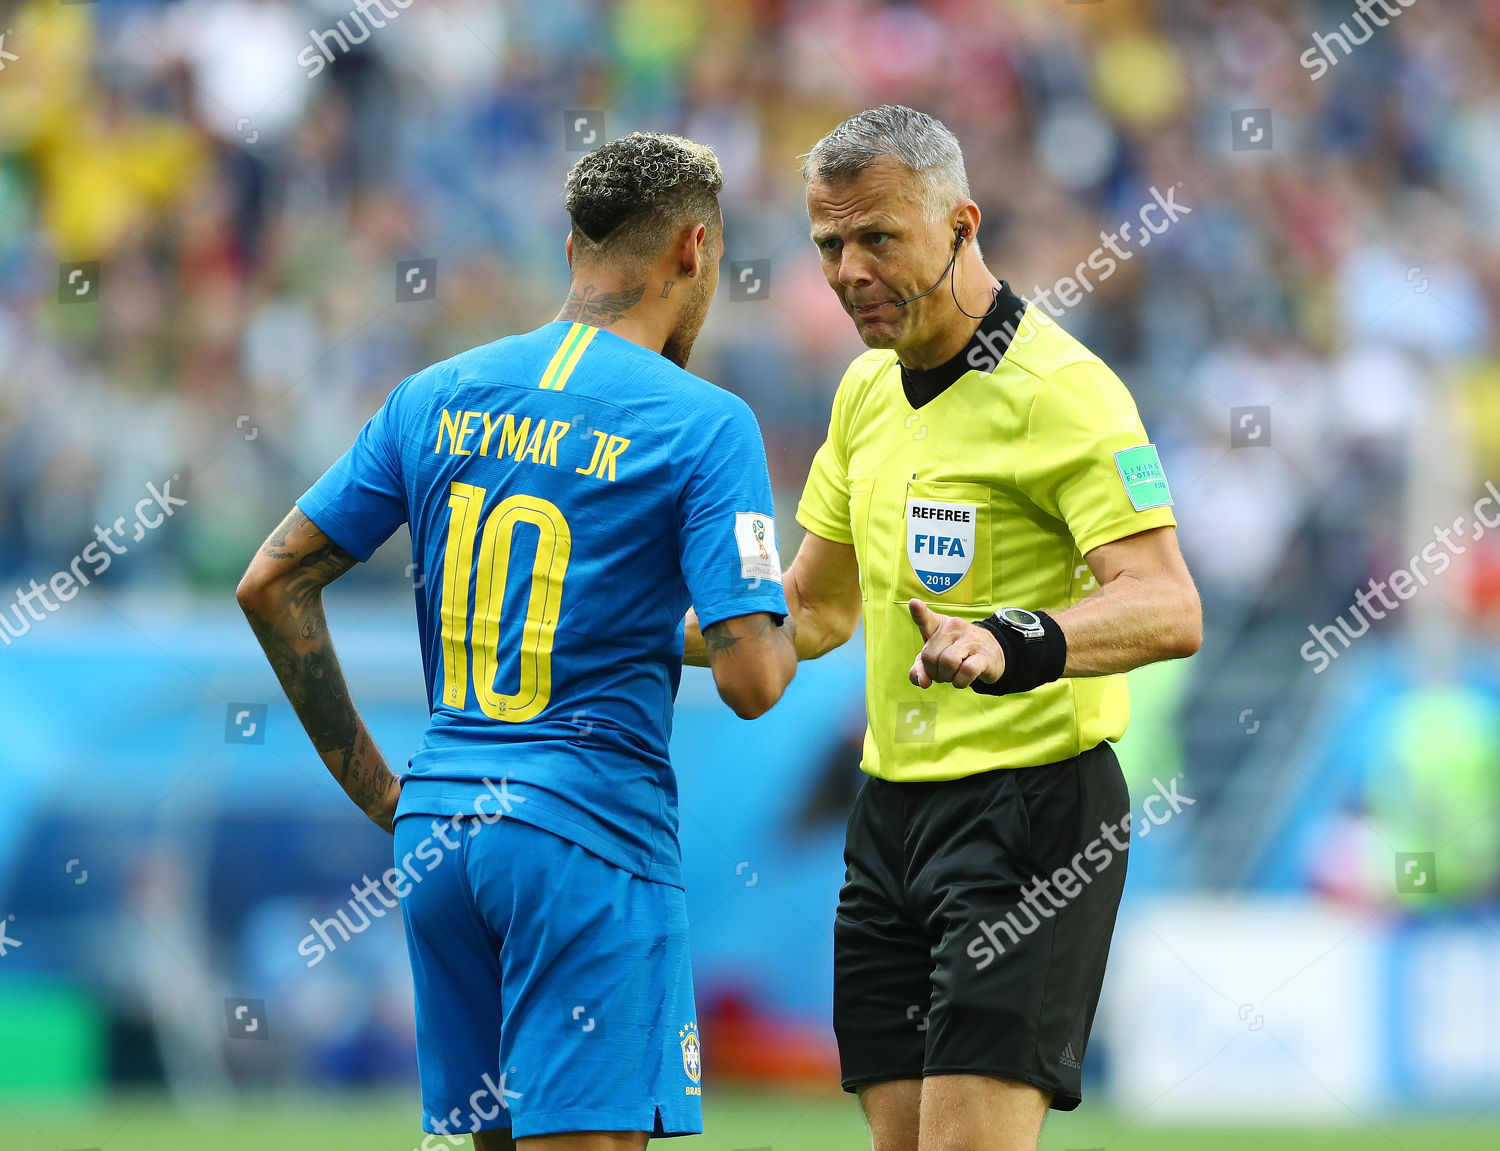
2, 1090, 1496, 1151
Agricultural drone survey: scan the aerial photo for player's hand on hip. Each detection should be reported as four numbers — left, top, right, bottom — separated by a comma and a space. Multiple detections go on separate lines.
367, 774, 404, 835
908, 599, 1004, 689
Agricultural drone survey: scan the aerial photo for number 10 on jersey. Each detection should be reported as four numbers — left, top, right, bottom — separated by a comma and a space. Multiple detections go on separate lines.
438, 481, 572, 722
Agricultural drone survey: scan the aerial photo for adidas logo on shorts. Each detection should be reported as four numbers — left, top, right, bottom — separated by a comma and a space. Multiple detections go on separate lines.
1059, 1042, 1082, 1070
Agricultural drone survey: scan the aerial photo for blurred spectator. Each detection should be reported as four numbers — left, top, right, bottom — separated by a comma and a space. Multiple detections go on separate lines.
4, 0, 1494, 608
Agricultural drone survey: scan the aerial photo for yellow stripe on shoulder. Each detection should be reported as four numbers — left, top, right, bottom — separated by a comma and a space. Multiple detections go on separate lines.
548, 324, 598, 392
539, 323, 586, 390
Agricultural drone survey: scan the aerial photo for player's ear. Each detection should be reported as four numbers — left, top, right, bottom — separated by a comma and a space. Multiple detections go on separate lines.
564, 231, 574, 270
678, 222, 707, 278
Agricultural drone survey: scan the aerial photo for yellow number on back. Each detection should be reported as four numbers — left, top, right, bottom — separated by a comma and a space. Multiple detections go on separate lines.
437, 484, 572, 722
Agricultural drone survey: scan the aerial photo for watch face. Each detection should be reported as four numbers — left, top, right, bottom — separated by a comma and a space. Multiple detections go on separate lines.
998, 607, 1042, 630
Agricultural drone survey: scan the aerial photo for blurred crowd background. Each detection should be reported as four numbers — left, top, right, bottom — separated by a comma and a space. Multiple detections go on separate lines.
4, 0, 1500, 1132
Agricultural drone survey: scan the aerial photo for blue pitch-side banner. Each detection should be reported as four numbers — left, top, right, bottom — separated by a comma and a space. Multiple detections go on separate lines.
1385, 920, 1500, 1105
1108, 898, 1500, 1116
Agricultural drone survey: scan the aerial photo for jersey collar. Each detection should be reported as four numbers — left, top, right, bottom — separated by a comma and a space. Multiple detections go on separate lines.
899, 281, 1029, 409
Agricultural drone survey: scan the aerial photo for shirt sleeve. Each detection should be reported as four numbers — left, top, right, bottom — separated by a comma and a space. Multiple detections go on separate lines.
1014, 359, 1177, 557
297, 379, 414, 562
677, 396, 790, 631
795, 369, 855, 545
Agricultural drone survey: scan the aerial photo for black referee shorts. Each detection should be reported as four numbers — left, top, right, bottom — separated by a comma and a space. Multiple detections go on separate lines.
833, 741, 1130, 1110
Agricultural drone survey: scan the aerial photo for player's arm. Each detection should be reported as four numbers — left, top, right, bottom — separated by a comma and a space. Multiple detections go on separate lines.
910, 526, 1200, 688
235, 507, 402, 832
685, 530, 861, 665
702, 611, 798, 720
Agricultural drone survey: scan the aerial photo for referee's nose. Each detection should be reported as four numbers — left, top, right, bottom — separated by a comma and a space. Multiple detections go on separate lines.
836, 245, 876, 292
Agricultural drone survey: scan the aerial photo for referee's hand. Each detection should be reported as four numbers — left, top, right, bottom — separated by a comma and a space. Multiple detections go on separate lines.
908, 599, 1004, 689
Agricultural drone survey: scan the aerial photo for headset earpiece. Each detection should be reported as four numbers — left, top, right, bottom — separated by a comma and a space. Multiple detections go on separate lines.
896, 222, 985, 309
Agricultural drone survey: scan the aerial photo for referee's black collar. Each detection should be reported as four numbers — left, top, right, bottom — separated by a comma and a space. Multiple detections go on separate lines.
899, 281, 1029, 409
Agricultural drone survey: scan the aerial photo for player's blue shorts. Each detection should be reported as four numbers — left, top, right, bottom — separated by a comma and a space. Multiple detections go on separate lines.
395, 813, 703, 1140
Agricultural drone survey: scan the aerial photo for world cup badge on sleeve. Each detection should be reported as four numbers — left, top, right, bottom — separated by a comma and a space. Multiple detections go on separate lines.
734, 512, 782, 583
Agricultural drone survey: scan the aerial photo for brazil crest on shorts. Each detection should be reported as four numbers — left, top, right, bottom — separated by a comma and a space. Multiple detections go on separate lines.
679, 1021, 702, 1088
906, 496, 976, 594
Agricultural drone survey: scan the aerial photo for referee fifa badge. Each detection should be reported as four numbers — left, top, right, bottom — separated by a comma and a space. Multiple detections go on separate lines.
906, 497, 976, 594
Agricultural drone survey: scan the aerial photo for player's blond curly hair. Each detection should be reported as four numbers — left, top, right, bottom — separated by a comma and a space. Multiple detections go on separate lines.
564, 132, 724, 268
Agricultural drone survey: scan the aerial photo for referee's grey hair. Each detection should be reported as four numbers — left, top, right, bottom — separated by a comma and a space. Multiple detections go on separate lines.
565, 132, 723, 268
801, 105, 971, 217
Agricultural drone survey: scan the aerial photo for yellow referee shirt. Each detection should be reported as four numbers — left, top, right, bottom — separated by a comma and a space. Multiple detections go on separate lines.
797, 288, 1176, 781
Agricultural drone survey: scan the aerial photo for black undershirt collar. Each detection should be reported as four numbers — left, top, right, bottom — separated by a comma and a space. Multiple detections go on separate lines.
899, 281, 1029, 409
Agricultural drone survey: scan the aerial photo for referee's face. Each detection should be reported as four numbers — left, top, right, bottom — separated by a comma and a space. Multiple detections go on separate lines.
807, 160, 953, 352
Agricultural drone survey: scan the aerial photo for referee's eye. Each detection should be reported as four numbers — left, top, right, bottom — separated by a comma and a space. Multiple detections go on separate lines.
867, 232, 890, 247
819, 238, 842, 254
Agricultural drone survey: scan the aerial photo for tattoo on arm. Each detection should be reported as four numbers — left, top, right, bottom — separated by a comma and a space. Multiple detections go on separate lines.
704, 614, 787, 658
242, 510, 395, 821
558, 283, 646, 326
704, 619, 740, 656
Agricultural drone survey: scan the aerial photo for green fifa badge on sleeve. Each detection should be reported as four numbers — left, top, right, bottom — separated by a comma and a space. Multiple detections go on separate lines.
1114, 444, 1173, 511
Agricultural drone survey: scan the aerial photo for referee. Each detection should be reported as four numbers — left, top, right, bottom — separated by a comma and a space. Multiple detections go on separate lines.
690, 105, 1201, 1151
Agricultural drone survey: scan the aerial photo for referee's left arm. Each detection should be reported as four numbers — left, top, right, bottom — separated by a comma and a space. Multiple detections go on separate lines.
1055, 524, 1200, 674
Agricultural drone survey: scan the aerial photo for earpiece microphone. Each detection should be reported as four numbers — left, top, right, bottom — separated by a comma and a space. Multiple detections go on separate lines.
893, 224, 969, 308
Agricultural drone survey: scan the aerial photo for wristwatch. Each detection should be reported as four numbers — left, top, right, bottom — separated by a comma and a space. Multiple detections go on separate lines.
988, 607, 1045, 642
974, 606, 1066, 696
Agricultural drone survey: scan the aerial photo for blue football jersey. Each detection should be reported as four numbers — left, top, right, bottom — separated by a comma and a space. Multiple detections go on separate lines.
298, 321, 788, 885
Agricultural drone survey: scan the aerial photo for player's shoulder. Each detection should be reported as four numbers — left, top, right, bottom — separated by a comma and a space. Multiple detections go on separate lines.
597, 336, 758, 429
659, 372, 764, 461
381, 333, 520, 407
676, 366, 756, 421
435, 324, 566, 384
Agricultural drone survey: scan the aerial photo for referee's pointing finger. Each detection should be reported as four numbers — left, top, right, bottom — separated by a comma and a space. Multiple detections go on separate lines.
909, 598, 941, 639
909, 600, 937, 687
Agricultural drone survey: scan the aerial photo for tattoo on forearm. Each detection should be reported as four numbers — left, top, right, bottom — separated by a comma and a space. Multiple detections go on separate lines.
244, 510, 392, 818
704, 614, 786, 658
558, 283, 646, 326
704, 620, 740, 656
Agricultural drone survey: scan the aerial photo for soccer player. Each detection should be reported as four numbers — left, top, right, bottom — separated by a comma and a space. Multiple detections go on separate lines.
686, 106, 1202, 1151
237, 132, 796, 1150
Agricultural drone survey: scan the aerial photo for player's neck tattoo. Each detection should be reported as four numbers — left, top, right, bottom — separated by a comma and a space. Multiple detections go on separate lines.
660, 281, 675, 298
559, 282, 646, 327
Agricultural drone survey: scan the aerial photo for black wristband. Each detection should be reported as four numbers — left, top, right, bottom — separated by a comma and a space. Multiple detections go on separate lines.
971, 610, 1067, 696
